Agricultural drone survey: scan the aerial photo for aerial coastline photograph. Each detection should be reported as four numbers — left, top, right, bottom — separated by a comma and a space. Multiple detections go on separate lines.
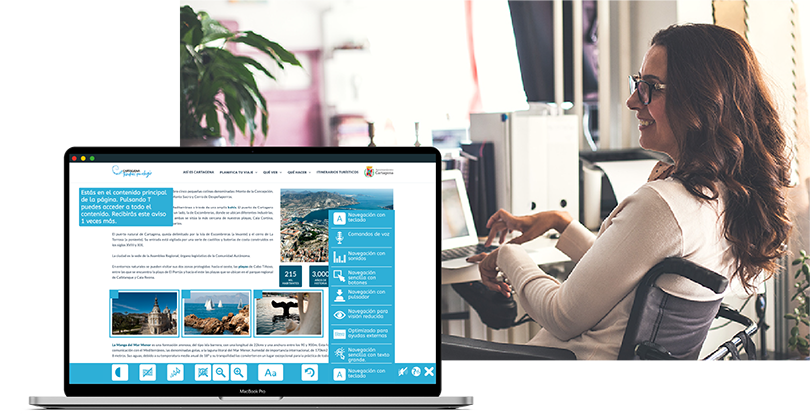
280, 189, 393, 262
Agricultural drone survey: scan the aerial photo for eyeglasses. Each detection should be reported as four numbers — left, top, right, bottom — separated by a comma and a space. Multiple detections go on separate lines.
629, 74, 666, 105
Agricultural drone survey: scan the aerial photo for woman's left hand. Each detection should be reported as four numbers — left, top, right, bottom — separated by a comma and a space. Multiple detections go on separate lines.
467, 249, 511, 298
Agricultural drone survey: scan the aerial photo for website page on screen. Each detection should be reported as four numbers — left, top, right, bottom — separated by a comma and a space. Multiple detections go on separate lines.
67, 153, 436, 385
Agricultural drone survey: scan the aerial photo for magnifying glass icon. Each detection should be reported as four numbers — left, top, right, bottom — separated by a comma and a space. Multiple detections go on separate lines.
233, 368, 244, 378
216, 368, 226, 377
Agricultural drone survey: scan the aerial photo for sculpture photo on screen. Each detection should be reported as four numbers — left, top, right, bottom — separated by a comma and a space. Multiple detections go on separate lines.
256, 292, 323, 337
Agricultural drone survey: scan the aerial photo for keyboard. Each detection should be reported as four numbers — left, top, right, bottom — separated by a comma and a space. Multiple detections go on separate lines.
441, 244, 496, 262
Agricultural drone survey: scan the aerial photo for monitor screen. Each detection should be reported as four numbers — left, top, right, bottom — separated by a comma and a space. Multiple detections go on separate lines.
65, 148, 438, 396
441, 177, 470, 240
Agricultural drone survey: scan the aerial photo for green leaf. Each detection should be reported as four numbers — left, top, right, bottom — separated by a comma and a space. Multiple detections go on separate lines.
798, 337, 809, 347
233, 31, 301, 68
790, 282, 807, 301
224, 115, 236, 145
260, 100, 269, 138
792, 326, 800, 337
794, 259, 803, 266
221, 85, 247, 135
800, 250, 807, 257
180, 6, 203, 47
235, 55, 275, 81
266, 40, 302, 66
204, 108, 220, 139
199, 12, 234, 44
209, 49, 260, 90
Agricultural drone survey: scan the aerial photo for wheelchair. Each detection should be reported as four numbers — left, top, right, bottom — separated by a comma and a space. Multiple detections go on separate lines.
441, 258, 757, 414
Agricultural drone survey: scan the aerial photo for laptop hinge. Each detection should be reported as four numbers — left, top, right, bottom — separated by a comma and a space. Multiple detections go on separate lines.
219, 397, 284, 402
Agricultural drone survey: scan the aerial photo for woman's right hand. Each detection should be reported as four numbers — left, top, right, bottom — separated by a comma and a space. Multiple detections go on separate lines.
483, 209, 573, 247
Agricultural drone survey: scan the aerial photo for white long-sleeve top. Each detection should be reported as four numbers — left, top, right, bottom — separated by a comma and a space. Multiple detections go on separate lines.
497, 178, 734, 359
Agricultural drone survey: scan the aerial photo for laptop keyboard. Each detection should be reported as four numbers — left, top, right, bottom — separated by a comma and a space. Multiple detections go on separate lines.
441, 244, 496, 261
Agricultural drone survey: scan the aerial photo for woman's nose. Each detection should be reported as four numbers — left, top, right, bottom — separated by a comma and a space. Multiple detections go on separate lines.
626, 89, 642, 110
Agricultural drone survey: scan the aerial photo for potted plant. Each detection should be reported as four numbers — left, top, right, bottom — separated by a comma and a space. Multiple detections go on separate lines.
180, 5, 301, 146
786, 250, 810, 357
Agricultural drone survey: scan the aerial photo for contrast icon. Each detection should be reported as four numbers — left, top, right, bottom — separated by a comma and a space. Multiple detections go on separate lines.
111, 364, 128, 381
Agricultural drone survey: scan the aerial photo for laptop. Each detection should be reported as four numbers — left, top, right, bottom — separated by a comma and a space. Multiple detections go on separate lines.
31, 146, 471, 409
440, 169, 571, 271
441, 169, 497, 269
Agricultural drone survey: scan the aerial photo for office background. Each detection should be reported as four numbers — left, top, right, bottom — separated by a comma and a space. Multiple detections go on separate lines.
11, 0, 810, 410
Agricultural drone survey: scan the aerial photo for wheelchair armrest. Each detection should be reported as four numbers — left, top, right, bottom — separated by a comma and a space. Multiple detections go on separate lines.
634, 341, 676, 360
441, 334, 577, 360
643, 258, 728, 294
716, 304, 754, 327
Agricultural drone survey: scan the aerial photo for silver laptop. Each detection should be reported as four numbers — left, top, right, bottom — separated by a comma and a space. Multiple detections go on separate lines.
31, 146, 471, 409
441, 169, 498, 269
440, 169, 570, 271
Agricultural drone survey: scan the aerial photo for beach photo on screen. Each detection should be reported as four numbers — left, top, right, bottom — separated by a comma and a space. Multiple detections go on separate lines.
182, 290, 250, 336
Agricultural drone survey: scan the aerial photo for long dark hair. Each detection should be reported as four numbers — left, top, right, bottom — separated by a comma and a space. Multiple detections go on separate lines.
651, 24, 792, 292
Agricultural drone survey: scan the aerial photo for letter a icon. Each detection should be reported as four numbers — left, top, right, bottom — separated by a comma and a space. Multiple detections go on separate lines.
333, 212, 346, 225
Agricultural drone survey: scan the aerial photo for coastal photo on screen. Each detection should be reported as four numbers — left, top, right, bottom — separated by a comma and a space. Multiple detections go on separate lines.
182, 290, 250, 336
280, 189, 393, 262
256, 292, 323, 336
111, 291, 178, 336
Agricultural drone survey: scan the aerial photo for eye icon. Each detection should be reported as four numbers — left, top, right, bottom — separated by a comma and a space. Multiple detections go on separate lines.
333, 311, 346, 320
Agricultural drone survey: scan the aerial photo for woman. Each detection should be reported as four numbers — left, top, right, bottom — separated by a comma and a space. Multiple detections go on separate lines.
467, 24, 792, 360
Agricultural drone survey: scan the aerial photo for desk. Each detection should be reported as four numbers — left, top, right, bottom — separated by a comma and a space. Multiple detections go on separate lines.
440, 236, 570, 284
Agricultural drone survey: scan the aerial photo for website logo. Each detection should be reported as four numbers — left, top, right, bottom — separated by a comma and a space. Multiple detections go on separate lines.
364, 166, 393, 177
112, 165, 152, 178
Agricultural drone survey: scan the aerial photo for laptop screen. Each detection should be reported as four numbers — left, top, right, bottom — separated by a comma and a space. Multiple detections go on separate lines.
440, 170, 478, 250
64, 147, 440, 397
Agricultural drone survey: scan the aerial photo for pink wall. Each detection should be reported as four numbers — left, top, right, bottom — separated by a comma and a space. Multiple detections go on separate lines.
231, 50, 324, 147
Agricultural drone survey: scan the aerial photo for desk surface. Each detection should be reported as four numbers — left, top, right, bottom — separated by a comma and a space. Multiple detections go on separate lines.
440, 236, 570, 285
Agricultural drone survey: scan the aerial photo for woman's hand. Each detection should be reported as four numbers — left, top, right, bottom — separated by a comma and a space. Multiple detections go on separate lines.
483, 209, 573, 247
466, 249, 511, 298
